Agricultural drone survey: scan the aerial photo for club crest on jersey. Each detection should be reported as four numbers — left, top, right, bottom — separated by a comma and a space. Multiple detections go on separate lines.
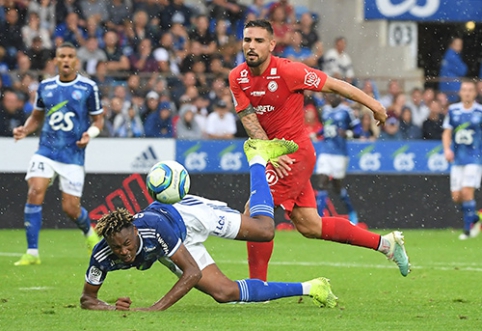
303, 69, 321, 88
237, 69, 250, 84
71, 90, 82, 100
268, 81, 278, 92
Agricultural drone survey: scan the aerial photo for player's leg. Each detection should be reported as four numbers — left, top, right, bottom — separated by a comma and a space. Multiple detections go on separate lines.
458, 164, 482, 239
332, 179, 359, 225
313, 154, 331, 216
58, 163, 99, 251
243, 138, 299, 281
195, 263, 337, 308
290, 205, 410, 277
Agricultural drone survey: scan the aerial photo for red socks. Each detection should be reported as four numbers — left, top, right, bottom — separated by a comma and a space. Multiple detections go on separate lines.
321, 216, 380, 250
247, 240, 274, 281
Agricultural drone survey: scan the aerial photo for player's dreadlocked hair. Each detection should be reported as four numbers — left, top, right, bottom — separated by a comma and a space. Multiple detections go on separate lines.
95, 208, 134, 238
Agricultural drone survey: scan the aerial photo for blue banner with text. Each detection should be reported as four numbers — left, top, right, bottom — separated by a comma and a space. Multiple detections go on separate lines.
176, 140, 449, 175
364, 0, 482, 22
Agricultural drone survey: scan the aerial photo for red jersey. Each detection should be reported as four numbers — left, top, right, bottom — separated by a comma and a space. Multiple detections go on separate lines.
229, 55, 327, 144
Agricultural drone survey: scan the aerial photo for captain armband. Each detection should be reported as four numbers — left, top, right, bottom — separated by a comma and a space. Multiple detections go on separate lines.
87, 126, 100, 139
237, 105, 256, 118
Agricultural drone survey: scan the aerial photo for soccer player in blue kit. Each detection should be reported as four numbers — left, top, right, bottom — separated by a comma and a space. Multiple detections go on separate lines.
314, 94, 362, 225
80, 139, 339, 311
442, 79, 482, 240
13, 42, 104, 265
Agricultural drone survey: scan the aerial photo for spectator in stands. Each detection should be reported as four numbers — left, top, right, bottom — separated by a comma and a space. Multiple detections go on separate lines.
379, 79, 401, 109
205, 99, 236, 139
358, 111, 377, 141
85, 16, 106, 49
399, 107, 421, 140
10, 54, 33, 91
207, 75, 228, 108
80, 0, 108, 23
0, 8, 25, 69
92, 61, 114, 97
207, 0, 246, 28
104, 96, 124, 136
141, 90, 161, 122
386, 92, 407, 119
191, 57, 210, 95
476, 80, 482, 104
406, 87, 429, 128
189, 15, 217, 57
247, 0, 269, 19
53, 12, 86, 48
214, 19, 233, 48
28, 0, 56, 35
77, 36, 107, 76
435, 91, 450, 115
102, 30, 130, 75
169, 19, 189, 59
0, 90, 26, 136
26, 36, 54, 71
144, 101, 174, 138
22, 11, 52, 50
131, 10, 159, 50
153, 32, 181, 75
41, 58, 56, 80
135, 0, 166, 29
209, 55, 231, 76
129, 38, 158, 74
323, 37, 354, 84
422, 87, 435, 106
16, 72, 37, 102
361, 79, 380, 100
422, 99, 444, 140
23, 82, 39, 115
270, 5, 292, 55
268, 0, 296, 24
297, 12, 319, 50
439, 37, 467, 103
106, 0, 131, 31
283, 30, 318, 67
176, 103, 203, 140
113, 104, 145, 138
55, 0, 84, 25
378, 115, 402, 141
163, 0, 193, 32
303, 104, 322, 142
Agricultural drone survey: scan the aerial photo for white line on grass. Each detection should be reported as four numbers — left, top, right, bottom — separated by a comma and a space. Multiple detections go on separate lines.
18, 287, 52, 291
0, 252, 22, 257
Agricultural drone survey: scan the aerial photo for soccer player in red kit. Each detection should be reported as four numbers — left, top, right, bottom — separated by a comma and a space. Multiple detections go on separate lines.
229, 20, 410, 281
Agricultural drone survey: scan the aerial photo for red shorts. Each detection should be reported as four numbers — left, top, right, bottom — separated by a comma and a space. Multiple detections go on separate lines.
266, 141, 317, 213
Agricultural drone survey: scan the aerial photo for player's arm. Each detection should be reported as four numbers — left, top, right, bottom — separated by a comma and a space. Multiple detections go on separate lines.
134, 243, 202, 311
238, 107, 269, 140
13, 109, 45, 141
442, 128, 454, 162
76, 113, 104, 148
80, 282, 119, 311
321, 77, 387, 126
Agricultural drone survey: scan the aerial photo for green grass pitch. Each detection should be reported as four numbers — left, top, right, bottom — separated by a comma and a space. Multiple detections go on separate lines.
0, 229, 481, 331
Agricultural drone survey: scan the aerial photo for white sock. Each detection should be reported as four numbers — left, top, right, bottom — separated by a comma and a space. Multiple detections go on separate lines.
27, 249, 39, 257
249, 155, 267, 167
301, 282, 311, 295
377, 236, 391, 254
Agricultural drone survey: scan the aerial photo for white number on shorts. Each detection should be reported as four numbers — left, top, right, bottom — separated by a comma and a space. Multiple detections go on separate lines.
49, 111, 75, 131
30, 161, 45, 172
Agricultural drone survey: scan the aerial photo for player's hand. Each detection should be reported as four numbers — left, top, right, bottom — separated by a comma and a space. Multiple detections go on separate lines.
373, 108, 387, 126
271, 155, 295, 179
444, 149, 454, 162
13, 126, 28, 141
76, 132, 90, 148
115, 297, 132, 311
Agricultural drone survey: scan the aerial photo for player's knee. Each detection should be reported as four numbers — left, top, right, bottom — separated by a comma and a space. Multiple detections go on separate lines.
256, 217, 275, 240
296, 225, 320, 239
62, 203, 80, 219
27, 186, 45, 202
210, 283, 239, 303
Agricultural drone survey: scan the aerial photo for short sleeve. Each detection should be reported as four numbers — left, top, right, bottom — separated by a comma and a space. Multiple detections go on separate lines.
229, 69, 251, 113
87, 84, 103, 115
442, 113, 452, 130
34, 84, 45, 110
281, 61, 327, 93
85, 258, 108, 286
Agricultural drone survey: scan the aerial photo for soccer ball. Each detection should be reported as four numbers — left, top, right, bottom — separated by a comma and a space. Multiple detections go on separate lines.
146, 160, 190, 204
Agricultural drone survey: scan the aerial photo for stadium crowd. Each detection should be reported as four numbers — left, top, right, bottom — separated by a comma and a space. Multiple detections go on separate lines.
1, 0, 482, 140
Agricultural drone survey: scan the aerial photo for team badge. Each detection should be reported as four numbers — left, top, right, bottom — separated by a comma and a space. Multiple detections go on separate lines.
72, 90, 82, 100
240, 69, 248, 77
268, 81, 278, 92
303, 69, 321, 88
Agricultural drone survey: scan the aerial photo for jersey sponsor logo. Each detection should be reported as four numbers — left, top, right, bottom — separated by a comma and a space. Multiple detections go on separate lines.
88, 266, 102, 283
250, 90, 265, 96
46, 101, 68, 116
73, 84, 88, 90
44, 84, 57, 90
270, 68, 277, 75
266, 76, 280, 80
156, 233, 170, 255
45, 92, 53, 97
254, 104, 275, 114
237, 69, 250, 84
376, 0, 440, 18
266, 169, 278, 186
267, 81, 278, 92
213, 215, 226, 236
49, 111, 75, 131
303, 69, 321, 88
71, 90, 82, 100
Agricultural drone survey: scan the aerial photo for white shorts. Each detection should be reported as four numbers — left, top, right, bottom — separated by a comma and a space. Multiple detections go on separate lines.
159, 195, 242, 276
315, 154, 349, 179
450, 164, 482, 191
25, 154, 85, 197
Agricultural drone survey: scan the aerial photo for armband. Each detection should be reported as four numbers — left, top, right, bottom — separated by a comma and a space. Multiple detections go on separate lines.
87, 126, 100, 139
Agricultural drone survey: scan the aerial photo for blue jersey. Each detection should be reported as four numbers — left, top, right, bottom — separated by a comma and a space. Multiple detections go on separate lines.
34, 75, 102, 166
85, 201, 187, 286
319, 104, 360, 156
442, 102, 482, 165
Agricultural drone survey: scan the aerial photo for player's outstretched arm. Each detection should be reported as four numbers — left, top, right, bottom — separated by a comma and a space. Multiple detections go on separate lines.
80, 282, 118, 310
13, 109, 45, 141
322, 76, 387, 126
134, 244, 202, 311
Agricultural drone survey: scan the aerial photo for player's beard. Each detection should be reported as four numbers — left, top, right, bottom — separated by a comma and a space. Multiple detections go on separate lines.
245, 53, 266, 68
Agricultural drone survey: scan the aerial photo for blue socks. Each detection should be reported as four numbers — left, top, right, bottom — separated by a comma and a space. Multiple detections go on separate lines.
249, 163, 274, 218
74, 207, 92, 235
24, 203, 42, 249
316, 190, 328, 216
340, 188, 355, 214
236, 279, 302, 302
461, 200, 478, 232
